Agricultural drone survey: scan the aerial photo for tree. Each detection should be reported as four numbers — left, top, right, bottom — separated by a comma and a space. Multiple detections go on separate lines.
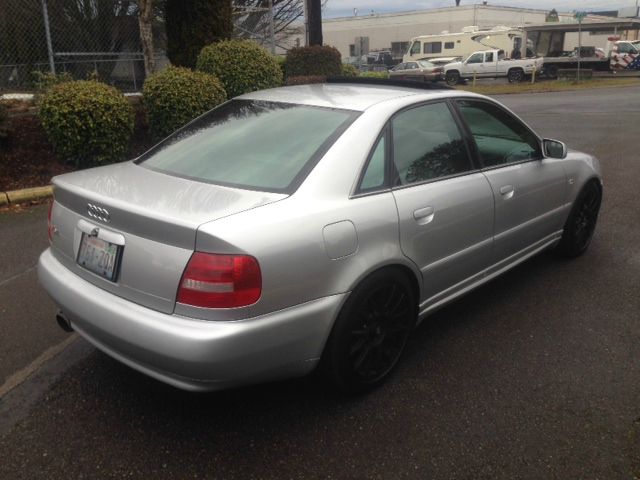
165, 0, 233, 68
307, 0, 322, 46
138, 0, 154, 76
233, 0, 303, 40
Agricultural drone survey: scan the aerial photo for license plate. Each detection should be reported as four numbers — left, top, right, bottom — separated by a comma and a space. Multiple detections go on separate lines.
77, 233, 122, 281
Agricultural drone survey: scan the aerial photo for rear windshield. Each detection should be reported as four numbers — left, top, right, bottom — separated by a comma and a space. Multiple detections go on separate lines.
137, 100, 358, 193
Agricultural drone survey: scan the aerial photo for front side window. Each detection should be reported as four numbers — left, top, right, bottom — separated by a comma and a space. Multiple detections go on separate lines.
410, 41, 421, 55
138, 100, 357, 193
456, 100, 541, 168
467, 53, 483, 64
391, 102, 472, 186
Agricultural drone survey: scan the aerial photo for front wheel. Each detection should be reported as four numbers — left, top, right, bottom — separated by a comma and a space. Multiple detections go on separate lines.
557, 181, 602, 258
507, 68, 524, 83
445, 71, 460, 86
322, 269, 417, 394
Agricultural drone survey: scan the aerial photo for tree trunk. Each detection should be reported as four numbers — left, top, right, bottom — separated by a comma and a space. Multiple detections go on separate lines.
307, 0, 322, 46
138, 0, 155, 77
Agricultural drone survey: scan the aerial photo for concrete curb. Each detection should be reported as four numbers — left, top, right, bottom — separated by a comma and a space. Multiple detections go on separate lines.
1, 186, 53, 206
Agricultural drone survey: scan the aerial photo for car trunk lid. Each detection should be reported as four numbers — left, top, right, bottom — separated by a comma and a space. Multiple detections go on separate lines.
49, 161, 286, 314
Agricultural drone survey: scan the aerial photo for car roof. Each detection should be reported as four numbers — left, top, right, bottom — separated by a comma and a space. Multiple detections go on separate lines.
239, 83, 469, 112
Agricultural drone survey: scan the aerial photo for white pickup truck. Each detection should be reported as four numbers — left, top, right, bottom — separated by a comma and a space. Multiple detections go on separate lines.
444, 49, 543, 85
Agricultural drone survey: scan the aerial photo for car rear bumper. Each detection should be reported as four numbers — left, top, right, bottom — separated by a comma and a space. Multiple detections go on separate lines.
38, 248, 346, 391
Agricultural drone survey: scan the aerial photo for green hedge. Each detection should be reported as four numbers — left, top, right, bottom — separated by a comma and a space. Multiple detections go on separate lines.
143, 66, 227, 140
196, 39, 283, 98
341, 63, 359, 77
38, 80, 133, 167
359, 71, 389, 79
285, 45, 342, 78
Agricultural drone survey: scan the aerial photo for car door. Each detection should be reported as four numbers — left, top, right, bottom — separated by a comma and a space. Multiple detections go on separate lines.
454, 99, 567, 263
464, 52, 484, 78
388, 101, 495, 305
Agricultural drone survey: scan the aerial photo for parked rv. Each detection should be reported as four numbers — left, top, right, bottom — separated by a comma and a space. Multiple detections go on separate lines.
403, 26, 532, 63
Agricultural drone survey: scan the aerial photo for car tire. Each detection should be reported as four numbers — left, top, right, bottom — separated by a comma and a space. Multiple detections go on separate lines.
322, 268, 417, 394
445, 71, 460, 86
557, 180, 602, 258
507, 68, 525, 83
546, 64, 559, 79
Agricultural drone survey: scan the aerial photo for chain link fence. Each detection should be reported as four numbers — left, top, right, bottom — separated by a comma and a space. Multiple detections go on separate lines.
0, 0, 167, 92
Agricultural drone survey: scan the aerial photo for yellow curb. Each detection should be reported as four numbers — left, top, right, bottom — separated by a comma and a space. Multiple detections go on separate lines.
0, 192, 8, 207
5, 186, 53, 204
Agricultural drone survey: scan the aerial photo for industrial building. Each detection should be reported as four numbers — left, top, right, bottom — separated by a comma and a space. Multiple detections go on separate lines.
312, 4, 639, 61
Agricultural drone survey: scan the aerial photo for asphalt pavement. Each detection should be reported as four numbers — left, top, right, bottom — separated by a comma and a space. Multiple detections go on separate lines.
0, 85, 639, 479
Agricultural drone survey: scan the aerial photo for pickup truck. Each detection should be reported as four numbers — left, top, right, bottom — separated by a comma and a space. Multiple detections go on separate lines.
444, 49, 543, 85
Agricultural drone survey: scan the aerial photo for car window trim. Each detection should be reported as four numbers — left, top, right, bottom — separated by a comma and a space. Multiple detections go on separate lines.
353, 126, 391, 197
450, 97, 544, 170
388, 99, 479, 190
136, 99, 361, 195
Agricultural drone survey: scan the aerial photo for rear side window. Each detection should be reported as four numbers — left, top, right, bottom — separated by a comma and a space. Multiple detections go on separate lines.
456, 100, 541, 167
359, 135, 386, 192
391, 102, 472, 186
424, 42, 442, 54
138, 100, 358, 193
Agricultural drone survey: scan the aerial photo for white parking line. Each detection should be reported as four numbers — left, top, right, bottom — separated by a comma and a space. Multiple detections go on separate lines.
0, 265, 36, 288
0, 334, 78, 398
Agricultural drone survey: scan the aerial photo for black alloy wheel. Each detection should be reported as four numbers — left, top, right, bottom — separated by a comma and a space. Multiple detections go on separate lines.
446, 71, 460, 86
557, 181, 602, 258
322, 269, 416, 394
508, 68, 524, 83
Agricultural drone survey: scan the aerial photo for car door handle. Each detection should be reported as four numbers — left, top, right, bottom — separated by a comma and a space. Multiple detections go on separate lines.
499, 185, 515, 199
413, 206, 435, 224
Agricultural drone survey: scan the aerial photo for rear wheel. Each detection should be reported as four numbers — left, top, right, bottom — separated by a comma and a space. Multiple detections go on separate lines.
445, 71, 460, 86
557, 181, 602, 258
545, 64, 559, 79
322, 269, 417, 394
508, 68, 524, 83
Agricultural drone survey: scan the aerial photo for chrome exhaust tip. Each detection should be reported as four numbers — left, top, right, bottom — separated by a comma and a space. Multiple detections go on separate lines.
56, 311, 74, 333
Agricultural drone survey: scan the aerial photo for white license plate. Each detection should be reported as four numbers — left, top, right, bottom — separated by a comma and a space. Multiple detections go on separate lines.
77, 233, 122, 281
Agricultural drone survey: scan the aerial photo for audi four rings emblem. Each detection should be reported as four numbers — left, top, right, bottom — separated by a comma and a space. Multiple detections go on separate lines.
87, 203, 111, 223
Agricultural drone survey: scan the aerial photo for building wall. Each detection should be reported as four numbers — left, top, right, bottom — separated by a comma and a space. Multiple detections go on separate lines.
313, 5, 616, 60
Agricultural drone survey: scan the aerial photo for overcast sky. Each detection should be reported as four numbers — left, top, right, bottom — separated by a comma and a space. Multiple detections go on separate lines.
323, 0, 640, 18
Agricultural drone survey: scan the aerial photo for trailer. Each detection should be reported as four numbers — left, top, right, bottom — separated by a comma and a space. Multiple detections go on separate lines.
521, 20, 640, 77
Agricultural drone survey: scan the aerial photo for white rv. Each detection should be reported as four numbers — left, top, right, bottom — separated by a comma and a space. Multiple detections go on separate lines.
403, 26, 528, 62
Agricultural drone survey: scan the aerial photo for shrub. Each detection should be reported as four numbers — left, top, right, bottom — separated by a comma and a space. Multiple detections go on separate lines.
31, 71, 73, 92
341, 63, 359, 77
360, 71, 389, 79
196, 39, 283, 98
286, 75, 326, 86
285, 45, 342, 78
143, 66, 227, 139
38, 80, 134, 167
0, 102, 10, 145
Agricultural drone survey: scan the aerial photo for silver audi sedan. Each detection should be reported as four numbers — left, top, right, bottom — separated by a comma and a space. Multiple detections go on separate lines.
38, 80, 602, 393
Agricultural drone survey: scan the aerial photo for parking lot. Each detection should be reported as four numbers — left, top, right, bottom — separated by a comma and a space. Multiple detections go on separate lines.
1, 85, 639, 479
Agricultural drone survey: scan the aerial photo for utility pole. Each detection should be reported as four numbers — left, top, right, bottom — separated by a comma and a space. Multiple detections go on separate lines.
268, 0, 275, 53
574, 11, 587, 82
41, 0, 55, 74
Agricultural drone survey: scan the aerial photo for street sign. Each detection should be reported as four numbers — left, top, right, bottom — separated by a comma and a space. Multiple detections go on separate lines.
574, 11, 588, 22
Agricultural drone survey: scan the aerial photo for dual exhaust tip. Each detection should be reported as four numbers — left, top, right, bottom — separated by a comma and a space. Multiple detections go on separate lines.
56, 311, 74, 333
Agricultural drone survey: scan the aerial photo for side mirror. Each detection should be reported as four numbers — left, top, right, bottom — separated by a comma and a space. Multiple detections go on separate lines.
543, 138, 567, 159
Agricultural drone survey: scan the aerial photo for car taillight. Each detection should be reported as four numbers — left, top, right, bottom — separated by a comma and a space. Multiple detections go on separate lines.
47, 201, 54, 244
433, 67, 443, 73
177, 252, 261, 308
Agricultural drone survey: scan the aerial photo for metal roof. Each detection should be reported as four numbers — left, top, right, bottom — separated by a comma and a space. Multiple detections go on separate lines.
522, 19, 640, 33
